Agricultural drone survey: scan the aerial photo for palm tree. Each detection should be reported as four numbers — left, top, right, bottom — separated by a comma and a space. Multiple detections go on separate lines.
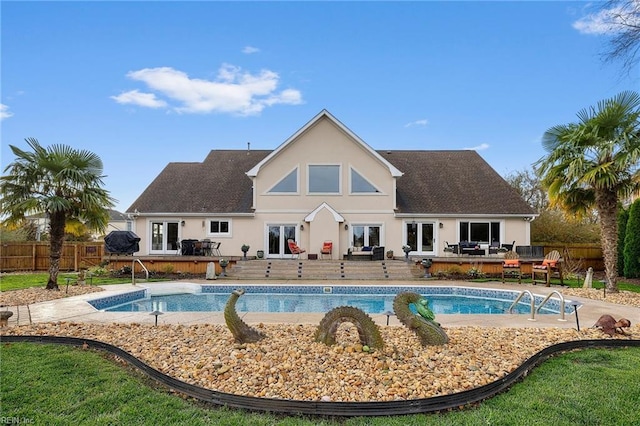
1, 138, 115, 289
535, 91, 640, 292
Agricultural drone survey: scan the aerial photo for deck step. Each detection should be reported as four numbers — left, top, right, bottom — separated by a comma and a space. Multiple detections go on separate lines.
229, 260, 422, 280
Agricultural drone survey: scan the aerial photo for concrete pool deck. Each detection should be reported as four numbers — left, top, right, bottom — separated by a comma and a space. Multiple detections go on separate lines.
11, 280, 638, 330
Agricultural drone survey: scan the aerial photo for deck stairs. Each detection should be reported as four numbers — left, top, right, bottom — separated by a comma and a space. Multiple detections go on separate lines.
227, 259, 422, 281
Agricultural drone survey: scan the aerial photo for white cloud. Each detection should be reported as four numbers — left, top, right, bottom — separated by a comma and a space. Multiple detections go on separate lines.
573, 4, 640, 35
0, 104, 14, 120
404, 119, 429, 128
242, 46, 260, 54
464, 143, 490, 151
114, 64, 302, 115
110, 90, 168, 108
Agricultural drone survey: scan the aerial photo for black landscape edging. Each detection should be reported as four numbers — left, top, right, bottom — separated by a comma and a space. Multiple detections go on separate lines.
2, 335, 639, 417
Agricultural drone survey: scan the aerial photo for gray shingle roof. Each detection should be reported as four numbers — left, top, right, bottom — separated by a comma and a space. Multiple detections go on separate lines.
128, 149, 535, 216
378, 150, 535, 215
128, 150, 270, 214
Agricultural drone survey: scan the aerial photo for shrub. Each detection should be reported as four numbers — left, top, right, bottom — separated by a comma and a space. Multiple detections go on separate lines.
531, 209, 600, 243
623, 200, 640, 278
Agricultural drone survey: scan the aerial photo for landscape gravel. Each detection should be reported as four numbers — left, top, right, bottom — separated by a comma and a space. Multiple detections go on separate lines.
1, 285, 638, 402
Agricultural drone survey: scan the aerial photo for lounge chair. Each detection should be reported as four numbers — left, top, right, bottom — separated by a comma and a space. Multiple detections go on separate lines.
287, 239, 306, 259
501, 250, 522, 284
320, 241, 333, 259
532, 250, 563, 287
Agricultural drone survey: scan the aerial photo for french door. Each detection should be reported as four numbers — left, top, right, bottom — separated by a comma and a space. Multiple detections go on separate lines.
150, 221, 180, 254
267, 224, 297, 258
405, 222, 435, 254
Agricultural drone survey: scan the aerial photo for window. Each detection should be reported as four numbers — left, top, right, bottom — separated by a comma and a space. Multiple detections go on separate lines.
209, 220, 230, 235
351, 168, 380, 193
459, 221, 500, 243
352, 225, 381, 248
309, 165, 340, 193
269, 168, 298, 193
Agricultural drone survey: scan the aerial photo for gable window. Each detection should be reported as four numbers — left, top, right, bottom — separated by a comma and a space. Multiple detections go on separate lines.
459, 221, 500, 243
309, 165, 340, 193
268, 168, 298, 193
209, 219, 231, 236
350, 168, 380, 193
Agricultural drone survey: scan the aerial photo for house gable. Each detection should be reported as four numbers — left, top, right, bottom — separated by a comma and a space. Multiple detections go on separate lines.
247, 110, 402, 178
249, 110, 402, 213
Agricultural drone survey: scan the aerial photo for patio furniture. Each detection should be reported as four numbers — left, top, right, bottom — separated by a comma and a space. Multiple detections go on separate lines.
501, 240, 516, 252
320, 241, 333, 259
193, 241, 204, 256
459, 241, 485, 256
501, 250, 522, 284
443, 241, 457, 256
211, 242, 222, 257
287, 239, 306, 259
489, 240, 501, 255
532, 250, 563, 287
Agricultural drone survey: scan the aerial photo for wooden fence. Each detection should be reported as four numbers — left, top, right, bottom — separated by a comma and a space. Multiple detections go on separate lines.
1, 242, 105, 272
0, 242, 605, 273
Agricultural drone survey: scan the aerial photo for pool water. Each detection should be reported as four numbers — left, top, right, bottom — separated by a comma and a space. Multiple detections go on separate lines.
102, 292, 560, 315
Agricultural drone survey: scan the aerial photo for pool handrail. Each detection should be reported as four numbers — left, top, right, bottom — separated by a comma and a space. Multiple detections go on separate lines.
535, 290, 567, 321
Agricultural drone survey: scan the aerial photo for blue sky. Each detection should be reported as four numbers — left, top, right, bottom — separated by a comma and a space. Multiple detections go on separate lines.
2, 1, 637, 213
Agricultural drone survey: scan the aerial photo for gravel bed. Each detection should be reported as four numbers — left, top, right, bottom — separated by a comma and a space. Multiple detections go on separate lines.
2, 321, 638, 402
0, 285, 104, 307
1, 285, 638, 402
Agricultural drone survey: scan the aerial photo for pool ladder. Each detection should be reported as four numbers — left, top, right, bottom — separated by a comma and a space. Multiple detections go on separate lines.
131, 258, 149, 285
508, 290, 566, 322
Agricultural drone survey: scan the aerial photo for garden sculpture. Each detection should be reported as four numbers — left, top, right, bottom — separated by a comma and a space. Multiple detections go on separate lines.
224, 289, 266, 343
314, 306, 384, 349
593, 314, 631, 336
393, 291, 449, 345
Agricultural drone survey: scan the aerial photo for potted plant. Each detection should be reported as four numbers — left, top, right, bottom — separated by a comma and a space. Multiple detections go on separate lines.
241, 244, 250, 260
256, 250, 264, 259
386, 250, 394, 259
402, 245, 412, 262
219, 258, 229, 276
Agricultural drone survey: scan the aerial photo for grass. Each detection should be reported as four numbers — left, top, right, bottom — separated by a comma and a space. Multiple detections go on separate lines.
1, 343, 639, 425
0, 272, 160, 292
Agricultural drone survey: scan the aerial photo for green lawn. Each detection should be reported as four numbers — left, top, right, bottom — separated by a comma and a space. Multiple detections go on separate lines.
0, 272, 158, 291
1, 343, 639, 425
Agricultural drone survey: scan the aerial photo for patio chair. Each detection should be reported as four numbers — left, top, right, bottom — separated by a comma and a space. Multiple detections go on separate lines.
211, 242, 221, 257
532, 250, 563, 287
320, 241, 333, 259
287, 239, 306, 259
501, 240, 516, 252
489, 240, 500, 256
501, 250, 522, 284
193, 241, 204, 256
443, 241, 457, 256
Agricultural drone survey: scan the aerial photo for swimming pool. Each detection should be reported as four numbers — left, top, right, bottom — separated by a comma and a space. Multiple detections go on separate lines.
88, 284, 574, 315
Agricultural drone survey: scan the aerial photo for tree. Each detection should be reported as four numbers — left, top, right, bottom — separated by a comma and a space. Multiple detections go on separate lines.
602, 0, 640, 74
535, 91, 640, 292
623, 199, 640, 277
575, 1, 640, 75
503, 169, 549, 212
617, 204, 629, 275
0, 138, 115, 289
